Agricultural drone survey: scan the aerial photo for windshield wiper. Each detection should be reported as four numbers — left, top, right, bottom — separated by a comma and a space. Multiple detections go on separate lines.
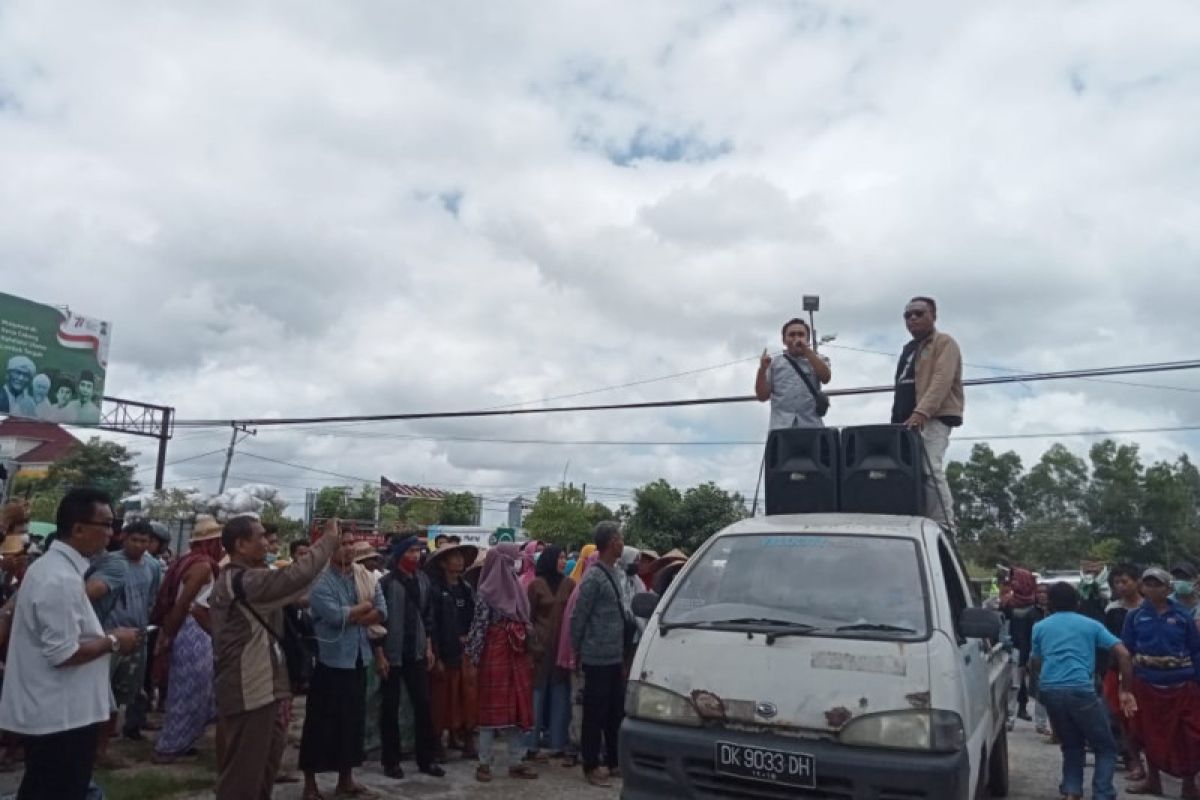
658, 618, 817, 641
834, 622, 917, 634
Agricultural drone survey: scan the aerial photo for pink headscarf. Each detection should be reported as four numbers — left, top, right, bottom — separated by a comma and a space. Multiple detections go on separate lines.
556, 551, 599, 670
478, 543, 530, 623
518, 540, 540, 588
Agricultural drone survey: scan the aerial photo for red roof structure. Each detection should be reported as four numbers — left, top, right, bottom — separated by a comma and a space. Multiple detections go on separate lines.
380, 476, 450, 501
0, 418, 80, 466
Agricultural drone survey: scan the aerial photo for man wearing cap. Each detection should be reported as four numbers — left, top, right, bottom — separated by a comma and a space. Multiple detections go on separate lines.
0, 488, 143, 799
376, 535, 444, 780
0, 356, 36, 417
1122, 567, 1200, 797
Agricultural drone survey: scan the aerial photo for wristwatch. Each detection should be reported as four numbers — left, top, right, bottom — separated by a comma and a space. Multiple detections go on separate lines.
106, 634, 120, 653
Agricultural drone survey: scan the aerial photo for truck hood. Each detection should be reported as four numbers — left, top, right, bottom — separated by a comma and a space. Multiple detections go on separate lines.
635, 627, 933, 735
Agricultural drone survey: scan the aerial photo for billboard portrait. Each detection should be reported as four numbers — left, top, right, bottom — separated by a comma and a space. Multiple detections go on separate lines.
0, 292, 112, 425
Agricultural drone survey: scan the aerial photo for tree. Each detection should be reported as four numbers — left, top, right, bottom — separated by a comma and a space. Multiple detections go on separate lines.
586, 501, 614, 527
344, 485, 378, 521
139, 488, 200, 521
1085, 441, 1144, 556
946, 444, 1022, 547
378, 504, 401, 534
439, 492, 478, 525
626, 480, 683, 554
43, 437, 140, 500
400, 499, 441, 528
260, 505, 306, 540
674, 482, 745, 553
1140, 456, 1200, 565
314, 486, 351, 519
523, 486, 593, 548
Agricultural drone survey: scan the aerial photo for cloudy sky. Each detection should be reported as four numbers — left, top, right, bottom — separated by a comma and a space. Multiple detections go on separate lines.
4, 1, 1199, 523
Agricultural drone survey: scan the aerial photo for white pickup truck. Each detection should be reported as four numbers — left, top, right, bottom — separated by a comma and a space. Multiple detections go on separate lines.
621, 513, 1012, 799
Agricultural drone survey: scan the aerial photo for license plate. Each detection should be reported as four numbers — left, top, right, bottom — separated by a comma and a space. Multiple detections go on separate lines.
715, 741, 816, 788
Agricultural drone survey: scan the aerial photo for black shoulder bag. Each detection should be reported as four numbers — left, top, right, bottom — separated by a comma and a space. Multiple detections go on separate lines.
598, 566, 638, 653
783, 354, 830, 417
230, 569, 313, 692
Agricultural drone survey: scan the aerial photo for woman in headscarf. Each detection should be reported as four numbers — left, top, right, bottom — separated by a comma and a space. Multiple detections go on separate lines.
526, 546, 576, 764
466, 544, 539, 782
518, 541, 541, 589
568, 544, 596, 584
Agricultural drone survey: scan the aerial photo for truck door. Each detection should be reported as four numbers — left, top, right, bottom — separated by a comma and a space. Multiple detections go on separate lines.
935, 532, 990, 766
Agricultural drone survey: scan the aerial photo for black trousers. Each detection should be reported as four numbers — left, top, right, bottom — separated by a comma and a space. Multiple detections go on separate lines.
380, 660, 438, 770
18, 723, 100, 800
581, 663, 624, 773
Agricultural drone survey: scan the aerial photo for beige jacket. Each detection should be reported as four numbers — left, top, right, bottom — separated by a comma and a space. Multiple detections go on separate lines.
913, 330, 965, 421
211, 533, 337, 716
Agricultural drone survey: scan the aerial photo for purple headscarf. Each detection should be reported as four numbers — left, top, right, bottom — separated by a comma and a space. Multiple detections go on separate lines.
518, 540, 540, 588
477, 543, 530, 623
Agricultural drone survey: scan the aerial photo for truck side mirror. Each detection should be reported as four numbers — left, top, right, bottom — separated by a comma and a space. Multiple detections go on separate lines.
959, 607, 1002, 640
631, 592, 660, 619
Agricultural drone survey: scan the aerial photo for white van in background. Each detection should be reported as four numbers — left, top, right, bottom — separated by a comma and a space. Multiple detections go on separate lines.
621, 513, 1011, 800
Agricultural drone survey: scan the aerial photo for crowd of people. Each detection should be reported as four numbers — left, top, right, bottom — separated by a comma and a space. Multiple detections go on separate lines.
0, 492, 688, 799
1000, 558, 1200, 800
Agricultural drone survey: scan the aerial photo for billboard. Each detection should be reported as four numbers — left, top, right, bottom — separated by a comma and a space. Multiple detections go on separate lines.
0, 291, 112, 425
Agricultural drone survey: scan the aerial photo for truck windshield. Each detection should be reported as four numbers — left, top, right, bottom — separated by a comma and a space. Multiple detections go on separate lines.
660, 534, 929, 638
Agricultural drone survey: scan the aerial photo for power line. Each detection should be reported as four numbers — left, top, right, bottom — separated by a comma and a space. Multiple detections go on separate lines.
168, 359, 1200, 429
135, 447, 227, 473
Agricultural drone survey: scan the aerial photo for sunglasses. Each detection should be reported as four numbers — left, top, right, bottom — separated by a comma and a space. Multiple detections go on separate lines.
903, 310, 927, 320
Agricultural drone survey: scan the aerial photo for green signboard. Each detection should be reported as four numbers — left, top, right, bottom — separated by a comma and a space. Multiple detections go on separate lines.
0, 291, 111, 424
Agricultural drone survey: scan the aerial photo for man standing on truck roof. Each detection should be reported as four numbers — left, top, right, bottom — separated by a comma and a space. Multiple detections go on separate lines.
756, 317, 832, 430
891, 296, 963, 527
1030, 582, 1137, 800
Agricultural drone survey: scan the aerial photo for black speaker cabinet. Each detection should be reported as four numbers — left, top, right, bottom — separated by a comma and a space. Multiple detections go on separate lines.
840, 424, 925, 516
764, 427, 840, 515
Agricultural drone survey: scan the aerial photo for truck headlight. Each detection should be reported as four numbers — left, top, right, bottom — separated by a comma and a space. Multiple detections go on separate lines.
625, 681, 702, 727
839, 710, 965, 752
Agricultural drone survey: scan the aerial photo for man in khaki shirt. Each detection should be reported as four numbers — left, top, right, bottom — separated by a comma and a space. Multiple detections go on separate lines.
210, 517, 343, 800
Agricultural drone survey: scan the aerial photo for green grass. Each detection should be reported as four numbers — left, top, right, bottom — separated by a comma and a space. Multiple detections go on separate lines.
95, 769, 213, 800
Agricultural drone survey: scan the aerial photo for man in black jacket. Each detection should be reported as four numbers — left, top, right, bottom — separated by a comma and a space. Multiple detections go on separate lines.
375, 536, 444, 780
425, 543, 479, 759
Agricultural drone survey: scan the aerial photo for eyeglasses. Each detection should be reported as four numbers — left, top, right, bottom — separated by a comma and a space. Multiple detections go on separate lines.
903, 310, 927, 320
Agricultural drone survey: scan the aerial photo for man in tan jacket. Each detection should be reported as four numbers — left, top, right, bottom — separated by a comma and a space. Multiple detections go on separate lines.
891, 296, 964, 527
210, 516, 343, 800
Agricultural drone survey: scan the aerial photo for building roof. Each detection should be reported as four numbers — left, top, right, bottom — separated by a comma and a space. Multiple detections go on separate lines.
0, 417, 81, 464
380, 476, 450, 501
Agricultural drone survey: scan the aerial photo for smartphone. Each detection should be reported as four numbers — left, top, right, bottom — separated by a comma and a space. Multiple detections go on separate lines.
143, 625, 159, 635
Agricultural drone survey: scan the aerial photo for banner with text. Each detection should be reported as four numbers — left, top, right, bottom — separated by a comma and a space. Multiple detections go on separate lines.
0, 292, 111, 425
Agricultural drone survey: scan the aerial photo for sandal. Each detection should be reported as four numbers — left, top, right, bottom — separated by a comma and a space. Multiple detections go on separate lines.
560, 753, 580, 768
509, 764, 539, 779
476, 764, 493, 783
333, 785, 378, 799
1125, 780, 1164, 795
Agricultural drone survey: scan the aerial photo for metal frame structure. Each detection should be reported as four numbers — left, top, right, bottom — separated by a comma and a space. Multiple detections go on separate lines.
99, 396, 174, 489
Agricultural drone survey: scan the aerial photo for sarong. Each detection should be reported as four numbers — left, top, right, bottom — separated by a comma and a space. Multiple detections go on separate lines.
155, 616, 215, 755
431, 661, 479, 734
477, 623, 533, 730
299, 663, 367, 773
1129, 677, 1200, 777
363, 663, 382, 754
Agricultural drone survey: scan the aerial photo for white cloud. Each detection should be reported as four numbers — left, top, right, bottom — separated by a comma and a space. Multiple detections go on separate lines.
4, 0, 1200, 524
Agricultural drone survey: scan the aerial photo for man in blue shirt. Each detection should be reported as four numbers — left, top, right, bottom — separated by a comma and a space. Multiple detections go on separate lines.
297, 537, 386, 798
1121, 567, 1200, 797
86, 520, 162, 766
1031, 582, 1136, 800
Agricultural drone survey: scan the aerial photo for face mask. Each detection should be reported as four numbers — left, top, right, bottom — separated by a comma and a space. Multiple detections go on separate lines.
1174, 581, 1194, 597
265, 552, 278, 565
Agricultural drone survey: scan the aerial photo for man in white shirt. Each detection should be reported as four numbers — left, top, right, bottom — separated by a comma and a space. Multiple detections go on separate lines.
0, 488, 142, 799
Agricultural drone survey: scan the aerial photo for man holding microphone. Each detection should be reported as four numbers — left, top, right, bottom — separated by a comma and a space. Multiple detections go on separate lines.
755, 317, 831, 430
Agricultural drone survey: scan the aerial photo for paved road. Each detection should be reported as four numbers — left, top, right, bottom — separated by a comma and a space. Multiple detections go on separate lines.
3, 715, 1189, 798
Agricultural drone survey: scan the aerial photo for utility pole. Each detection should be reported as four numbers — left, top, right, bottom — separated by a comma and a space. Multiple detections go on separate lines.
218, 423, 256, 494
